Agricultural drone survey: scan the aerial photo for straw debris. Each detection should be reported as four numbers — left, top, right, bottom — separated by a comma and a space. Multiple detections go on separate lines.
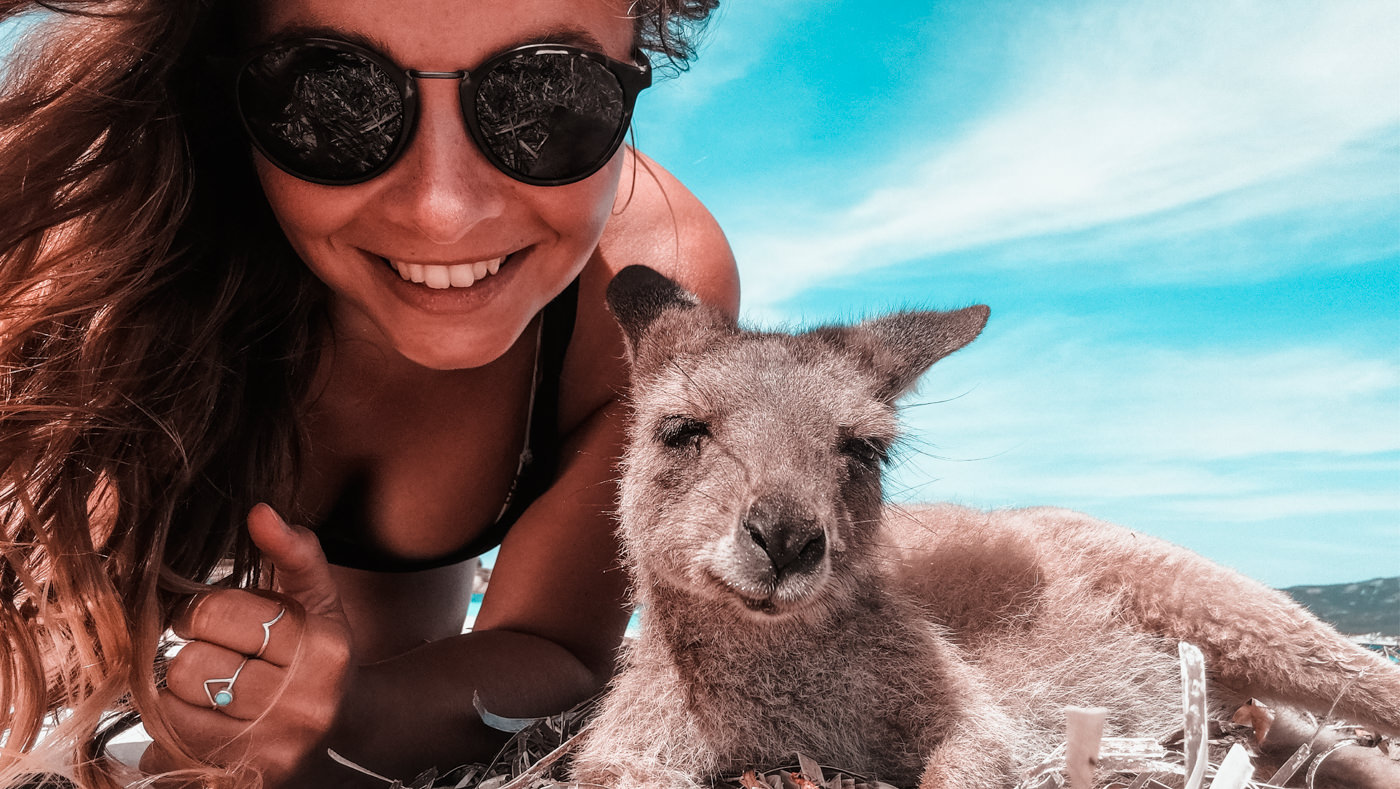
327, 646, 1398, 788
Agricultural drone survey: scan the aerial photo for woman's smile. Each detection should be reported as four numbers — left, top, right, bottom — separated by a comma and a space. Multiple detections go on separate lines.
383, 254, 506, 289
353, 244, 535, 318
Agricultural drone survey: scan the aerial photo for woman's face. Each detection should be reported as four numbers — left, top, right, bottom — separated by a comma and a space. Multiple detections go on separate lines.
251, 0, 635, 370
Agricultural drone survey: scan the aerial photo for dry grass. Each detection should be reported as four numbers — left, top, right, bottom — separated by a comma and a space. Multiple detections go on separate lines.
330, 646, 1399, 789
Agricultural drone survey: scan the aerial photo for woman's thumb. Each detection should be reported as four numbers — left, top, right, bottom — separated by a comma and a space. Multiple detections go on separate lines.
247, 502, 343, 618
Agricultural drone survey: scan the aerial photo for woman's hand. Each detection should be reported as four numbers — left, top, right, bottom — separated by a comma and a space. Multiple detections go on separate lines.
142, 503, 354, 786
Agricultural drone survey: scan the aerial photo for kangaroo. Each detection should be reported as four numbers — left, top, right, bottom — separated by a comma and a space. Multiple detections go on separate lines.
570, 265, 1400, 789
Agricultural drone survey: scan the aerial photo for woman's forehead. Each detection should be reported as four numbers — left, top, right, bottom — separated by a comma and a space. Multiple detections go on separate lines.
253, 0, 636, 64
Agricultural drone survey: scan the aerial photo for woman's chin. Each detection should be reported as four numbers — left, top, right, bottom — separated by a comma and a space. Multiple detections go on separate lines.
387, 328, 525, 371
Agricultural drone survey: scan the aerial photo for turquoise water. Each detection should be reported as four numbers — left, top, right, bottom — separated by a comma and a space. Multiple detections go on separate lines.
466, 593, 642, 636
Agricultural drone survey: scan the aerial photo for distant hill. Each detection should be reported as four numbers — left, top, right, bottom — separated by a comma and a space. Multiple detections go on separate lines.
1282, 576, 1399, 637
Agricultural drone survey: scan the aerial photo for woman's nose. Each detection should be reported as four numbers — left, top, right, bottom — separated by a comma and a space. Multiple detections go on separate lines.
385, 79, 509, 246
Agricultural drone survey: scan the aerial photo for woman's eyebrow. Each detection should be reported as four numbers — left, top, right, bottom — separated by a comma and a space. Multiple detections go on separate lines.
264, 24, 393, 55
516, 26, 609, 52
259, 24, 612, 61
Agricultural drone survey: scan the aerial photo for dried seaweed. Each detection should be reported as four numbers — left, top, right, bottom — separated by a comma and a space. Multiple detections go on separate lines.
327, 646, 1398, 789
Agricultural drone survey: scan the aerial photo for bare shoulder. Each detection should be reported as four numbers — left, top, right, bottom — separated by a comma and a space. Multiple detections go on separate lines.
594, 149, 740, 314
559, 149, 740, 431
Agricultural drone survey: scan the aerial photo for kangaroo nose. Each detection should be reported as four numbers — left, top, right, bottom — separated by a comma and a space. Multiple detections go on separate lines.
742, 501, 827, 576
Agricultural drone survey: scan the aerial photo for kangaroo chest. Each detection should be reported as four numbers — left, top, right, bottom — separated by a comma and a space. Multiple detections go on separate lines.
657, 608, 943, 781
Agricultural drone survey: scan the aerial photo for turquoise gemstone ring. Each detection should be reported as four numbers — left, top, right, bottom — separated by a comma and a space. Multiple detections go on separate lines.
204, 658, 249, 710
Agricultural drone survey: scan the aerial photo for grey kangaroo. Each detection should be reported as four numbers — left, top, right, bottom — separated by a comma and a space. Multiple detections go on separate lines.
570, 265, 1400, 789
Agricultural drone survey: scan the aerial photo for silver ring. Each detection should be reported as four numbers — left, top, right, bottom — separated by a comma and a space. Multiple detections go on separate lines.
255, 607, 286, 659
204, 658, 248, 710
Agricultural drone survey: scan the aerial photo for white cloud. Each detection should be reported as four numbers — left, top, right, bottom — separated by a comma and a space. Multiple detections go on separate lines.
884, 330, 1400, 527
887, 458, 1256, 503
896, 449, 1398, 521
909, 331, 1400, 463
1160, 492, 1400, 524
730, 0, 1400, 308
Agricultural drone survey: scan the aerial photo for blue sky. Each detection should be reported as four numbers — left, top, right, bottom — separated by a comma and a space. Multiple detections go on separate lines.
628, 0, 1400, 588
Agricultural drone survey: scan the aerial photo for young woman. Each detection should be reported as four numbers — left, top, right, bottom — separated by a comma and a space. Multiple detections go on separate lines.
0, 0, 739, 786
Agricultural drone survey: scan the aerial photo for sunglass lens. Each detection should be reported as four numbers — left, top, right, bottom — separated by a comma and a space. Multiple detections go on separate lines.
238, 43, 405, 184
473, 50, 628, 184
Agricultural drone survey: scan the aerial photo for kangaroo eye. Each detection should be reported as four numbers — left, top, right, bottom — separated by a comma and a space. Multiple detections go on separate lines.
839, 436, 888, 469
657, 416, 710, 451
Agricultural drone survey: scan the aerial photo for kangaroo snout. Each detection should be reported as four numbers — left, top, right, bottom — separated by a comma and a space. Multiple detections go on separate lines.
739, 496, 827, 581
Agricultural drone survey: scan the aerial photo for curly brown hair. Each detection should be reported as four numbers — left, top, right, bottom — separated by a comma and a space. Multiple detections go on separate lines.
633, 0, 722, 69
0, 0, 720, 786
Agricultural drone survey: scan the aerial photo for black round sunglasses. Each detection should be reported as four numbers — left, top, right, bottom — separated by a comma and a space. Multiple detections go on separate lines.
234, 37, 652, 187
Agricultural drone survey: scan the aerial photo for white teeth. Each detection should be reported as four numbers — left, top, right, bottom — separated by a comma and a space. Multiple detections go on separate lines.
388, 255, 507, 288
449, 263, 476, 287
424, 266, 450, 289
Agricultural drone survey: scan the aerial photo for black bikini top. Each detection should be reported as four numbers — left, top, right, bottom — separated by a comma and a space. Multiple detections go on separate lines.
314, 278, 579, 572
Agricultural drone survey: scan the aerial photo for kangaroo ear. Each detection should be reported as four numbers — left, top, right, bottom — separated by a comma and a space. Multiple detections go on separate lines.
812, 306, 989, 401
606, 265, 700, 350
606, 264, 734, 369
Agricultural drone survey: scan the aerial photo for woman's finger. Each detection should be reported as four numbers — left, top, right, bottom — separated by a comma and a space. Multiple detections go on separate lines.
171, 589, 304, 667
165, 641, 286, 721
150, 687, 252, 749
147, 688, 310, 783
142, 689, 247, 773
247, 503, 346, 620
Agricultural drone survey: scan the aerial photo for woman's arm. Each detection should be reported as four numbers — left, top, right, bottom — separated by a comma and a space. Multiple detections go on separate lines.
318, 395, 635, 781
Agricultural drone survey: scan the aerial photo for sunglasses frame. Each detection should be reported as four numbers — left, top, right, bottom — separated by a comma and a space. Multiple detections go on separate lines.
233, 36, 652, 187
